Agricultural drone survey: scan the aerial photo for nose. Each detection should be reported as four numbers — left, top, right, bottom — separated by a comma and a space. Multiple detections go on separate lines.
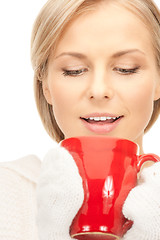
87, 71, 114, 100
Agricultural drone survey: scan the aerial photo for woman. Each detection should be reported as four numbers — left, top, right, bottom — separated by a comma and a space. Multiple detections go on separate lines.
1, 0, 160, 239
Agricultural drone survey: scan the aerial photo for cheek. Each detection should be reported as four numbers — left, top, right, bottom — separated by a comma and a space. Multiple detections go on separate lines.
123, 78, 155, 124
48, 81, 79, 129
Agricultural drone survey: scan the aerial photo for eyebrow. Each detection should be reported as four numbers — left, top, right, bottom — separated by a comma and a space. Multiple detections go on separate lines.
55, 52, 87, 59
55, 49, 145, 60
112, 49, 145, 58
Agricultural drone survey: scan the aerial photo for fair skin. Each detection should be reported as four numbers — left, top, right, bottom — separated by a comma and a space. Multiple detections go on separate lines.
43, 1, 160, 155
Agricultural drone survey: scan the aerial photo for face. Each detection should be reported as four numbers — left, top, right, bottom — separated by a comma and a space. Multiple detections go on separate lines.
43, 1, 160, 150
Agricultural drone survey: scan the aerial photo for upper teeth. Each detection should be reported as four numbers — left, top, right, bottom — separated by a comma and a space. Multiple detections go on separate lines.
86, 117, 117, 121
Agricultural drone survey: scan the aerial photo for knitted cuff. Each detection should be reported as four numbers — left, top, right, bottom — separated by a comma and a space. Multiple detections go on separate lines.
37, 145, 84, 240
122, 162, 160, 240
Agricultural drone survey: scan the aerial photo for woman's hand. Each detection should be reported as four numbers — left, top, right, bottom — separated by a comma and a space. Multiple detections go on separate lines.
37, 144, 160, 240
36, 144, 84, 240
122, 162, 160, 240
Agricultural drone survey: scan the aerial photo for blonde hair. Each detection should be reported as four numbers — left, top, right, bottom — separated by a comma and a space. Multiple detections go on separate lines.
31, 0, 160, 142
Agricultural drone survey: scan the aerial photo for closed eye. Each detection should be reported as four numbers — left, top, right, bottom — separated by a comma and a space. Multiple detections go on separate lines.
114, 66, 140, 75
62, 68, 88, 77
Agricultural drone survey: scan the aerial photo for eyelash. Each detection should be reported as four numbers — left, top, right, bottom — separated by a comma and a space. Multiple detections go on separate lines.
62, 68, 88, 76
113, 66, 140, 75
62, 66, 140, 77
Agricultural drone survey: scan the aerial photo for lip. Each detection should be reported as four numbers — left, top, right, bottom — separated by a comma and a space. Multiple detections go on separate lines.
80, 114, 123, 134
82, 113, 121, 118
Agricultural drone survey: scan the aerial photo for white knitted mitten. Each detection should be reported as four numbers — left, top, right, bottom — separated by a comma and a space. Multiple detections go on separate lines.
36, 144, 84, 240
122, 162, 160, 240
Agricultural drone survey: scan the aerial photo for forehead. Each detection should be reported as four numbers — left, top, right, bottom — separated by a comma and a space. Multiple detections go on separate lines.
53, 1, 154, 60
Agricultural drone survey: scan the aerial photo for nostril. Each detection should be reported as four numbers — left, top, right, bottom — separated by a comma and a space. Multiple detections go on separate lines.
90, 95, 109, 99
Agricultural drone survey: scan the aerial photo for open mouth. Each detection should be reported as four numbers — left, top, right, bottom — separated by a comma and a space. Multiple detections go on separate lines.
80, 115, 124, 134
80, 116, 123, 124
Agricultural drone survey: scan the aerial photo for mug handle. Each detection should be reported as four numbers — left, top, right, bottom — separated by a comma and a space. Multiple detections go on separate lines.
137, 153, 160, 172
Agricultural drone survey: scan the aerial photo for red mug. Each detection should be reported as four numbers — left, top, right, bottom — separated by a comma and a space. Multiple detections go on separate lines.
61, 136, 160, 240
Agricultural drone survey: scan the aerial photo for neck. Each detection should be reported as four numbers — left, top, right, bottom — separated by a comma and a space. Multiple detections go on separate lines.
135, 134, 144, 155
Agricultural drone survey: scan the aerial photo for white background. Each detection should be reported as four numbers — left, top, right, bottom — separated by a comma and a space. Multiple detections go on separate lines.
0, 0, 160, 162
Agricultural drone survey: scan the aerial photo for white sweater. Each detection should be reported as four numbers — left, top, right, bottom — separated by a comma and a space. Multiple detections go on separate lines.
0, 155, 41, 240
